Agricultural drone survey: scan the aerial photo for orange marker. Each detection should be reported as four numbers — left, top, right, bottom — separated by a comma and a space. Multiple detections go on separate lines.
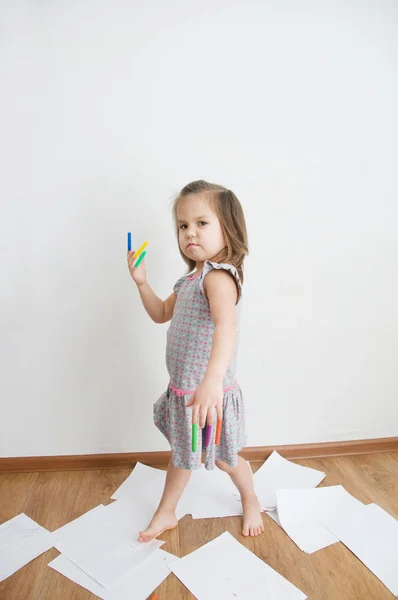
215, 419, 222, 445
152, 595, 158, 600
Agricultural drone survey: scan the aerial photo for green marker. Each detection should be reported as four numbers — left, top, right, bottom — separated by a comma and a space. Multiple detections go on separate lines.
134, 250, 147, 268
192, 423, 198, 452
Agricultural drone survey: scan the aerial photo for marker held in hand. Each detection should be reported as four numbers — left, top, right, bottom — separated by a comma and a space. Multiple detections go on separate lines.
215, 419, 222, 445
192, 423, 198, 452
205, 425, 212, 448
134, 250, 147, 268
133, 241, 148, 260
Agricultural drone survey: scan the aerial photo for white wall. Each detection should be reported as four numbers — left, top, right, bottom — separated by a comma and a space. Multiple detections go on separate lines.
1, 1, 397, 457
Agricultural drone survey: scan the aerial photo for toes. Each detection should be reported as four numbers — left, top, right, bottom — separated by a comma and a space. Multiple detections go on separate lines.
248, 526, 262, 537
242, 526, 249, 536
138, 531, 149, 543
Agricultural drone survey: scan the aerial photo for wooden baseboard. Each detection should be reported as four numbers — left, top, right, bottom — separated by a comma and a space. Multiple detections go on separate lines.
1, 437, 397, 473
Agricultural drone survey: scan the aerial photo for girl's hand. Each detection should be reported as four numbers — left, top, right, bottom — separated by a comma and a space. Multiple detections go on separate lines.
127, 250, 147, 286
186, 379, 223, 429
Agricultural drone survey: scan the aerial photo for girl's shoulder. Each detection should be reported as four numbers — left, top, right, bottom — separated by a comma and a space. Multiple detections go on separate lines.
199, 261, 242, 302
173, 272, 191, 295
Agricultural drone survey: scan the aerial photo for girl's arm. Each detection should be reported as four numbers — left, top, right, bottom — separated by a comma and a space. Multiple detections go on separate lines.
186, 270, 238, 428
137, 283, 176, 323
203, 270, 238, 383
127, 249, 176, 323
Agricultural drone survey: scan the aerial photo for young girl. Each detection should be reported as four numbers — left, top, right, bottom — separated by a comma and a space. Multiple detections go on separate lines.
127, 180, 264, 539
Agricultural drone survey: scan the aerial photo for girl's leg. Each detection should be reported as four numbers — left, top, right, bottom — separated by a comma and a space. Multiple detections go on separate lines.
138, 460, 191, 542
216, 455, 264, 537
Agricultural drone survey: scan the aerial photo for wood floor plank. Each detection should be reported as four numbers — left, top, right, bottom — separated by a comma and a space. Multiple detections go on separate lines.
0, 472, 38, 522
346, 453, 398, 516
309, 541, 395, 599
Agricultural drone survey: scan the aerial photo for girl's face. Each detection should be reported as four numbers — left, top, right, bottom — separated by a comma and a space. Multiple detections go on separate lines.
177, 194, 226, 266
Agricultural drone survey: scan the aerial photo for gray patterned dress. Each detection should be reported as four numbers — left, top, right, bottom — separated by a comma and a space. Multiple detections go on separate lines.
153, 260, 247, 470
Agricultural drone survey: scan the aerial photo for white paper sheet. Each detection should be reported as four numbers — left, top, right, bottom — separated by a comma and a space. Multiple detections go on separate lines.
266, 509, 282, 527
104, 550, 178, 600
114, 475, 188, 522
54, 510, 162, 589
323, 502, 398, 595
276, 485, 364, 553
48, 549, 177, 600
111, 462, 248, 522
111, 463, 166, 500
188, 466, 243, 519
170, 531, 307, 599
93, 493, 166, 546
53, 504, 105, 538
253, 451, 325, 510
0, 513, 39, 552
48, 553, 107, 598
0, 514, 54, 582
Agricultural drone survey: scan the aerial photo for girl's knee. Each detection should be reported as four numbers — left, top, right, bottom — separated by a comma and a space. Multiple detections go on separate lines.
215, 459, 232, 473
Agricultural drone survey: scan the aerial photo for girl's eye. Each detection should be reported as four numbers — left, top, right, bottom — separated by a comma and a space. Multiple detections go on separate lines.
199, 221, 207, 226
179, 224, 187, 230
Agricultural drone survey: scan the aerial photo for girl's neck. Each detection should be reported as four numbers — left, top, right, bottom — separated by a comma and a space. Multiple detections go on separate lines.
194, 261, 204, 275
187, 262, 203, 281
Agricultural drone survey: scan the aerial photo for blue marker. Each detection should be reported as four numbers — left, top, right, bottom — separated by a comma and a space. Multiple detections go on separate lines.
127, 232, 132, 251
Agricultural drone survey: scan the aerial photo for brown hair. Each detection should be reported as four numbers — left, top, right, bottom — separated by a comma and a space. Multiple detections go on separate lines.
172, 180, 248, 283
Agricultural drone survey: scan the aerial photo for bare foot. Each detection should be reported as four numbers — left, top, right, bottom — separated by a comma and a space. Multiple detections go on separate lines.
241, 495, 264, 537
138, 509, 178, 543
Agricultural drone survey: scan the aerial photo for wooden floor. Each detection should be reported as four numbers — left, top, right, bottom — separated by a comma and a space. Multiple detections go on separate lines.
0, 453, 397, 599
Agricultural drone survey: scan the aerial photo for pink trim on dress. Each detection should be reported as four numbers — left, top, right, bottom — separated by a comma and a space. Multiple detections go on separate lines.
187, 271, 202, 281
169, 381, 238, 397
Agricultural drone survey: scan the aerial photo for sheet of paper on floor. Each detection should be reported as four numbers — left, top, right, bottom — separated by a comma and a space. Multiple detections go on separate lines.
110, 461, 250, 521
169, 531, 307, 600
48, 553, 106, 598
253, 451, 326, 510
53, 504, 105, 538
323, 502, 398, 596
54, 510, 162, 589
112, 475, 189, 521
49, 549, 178, 600
117, 463, 242, 521
276, 485, 365, 553
187, 465, 243, 519
266, 509, 282, 527
93, 492, 167, 544
0, 513, 38, 552
111, 463, 166, 500
104, 550, 179, 600
0, 514, 54, 582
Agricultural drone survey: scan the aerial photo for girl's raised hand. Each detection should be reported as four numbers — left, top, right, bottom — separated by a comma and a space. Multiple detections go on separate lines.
127, 250, 147, 286
186, 378, 223, 429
